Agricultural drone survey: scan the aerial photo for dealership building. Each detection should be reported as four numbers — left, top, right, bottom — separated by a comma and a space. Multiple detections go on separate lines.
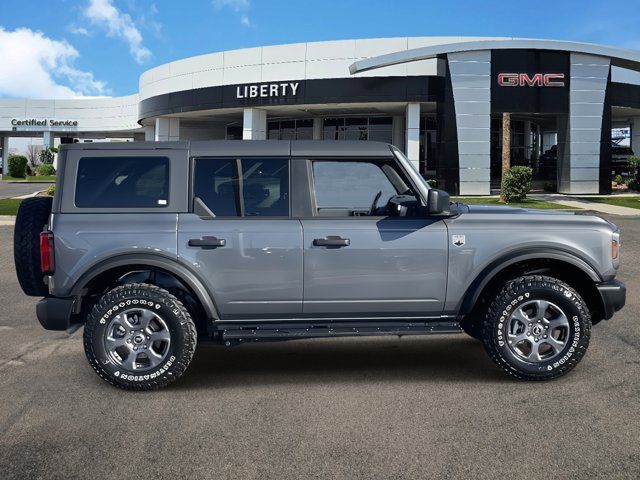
1, 36, 640, 195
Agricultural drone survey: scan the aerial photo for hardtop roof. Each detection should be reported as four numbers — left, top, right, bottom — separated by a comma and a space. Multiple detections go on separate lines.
60, 140, 395, 158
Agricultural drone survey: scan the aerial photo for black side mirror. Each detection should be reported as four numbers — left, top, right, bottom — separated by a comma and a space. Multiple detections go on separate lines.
427, 188, 451, 215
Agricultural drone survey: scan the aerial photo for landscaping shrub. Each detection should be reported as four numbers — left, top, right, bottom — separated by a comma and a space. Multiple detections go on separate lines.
38, 163, 56, 176
426, 179, 437, 188
502, 166, 533, 202
46, 184, 55, 196
628, 156, 640, 181
614, 174, 623, 185
626, 179, 640, 191
7, 155, 28, 178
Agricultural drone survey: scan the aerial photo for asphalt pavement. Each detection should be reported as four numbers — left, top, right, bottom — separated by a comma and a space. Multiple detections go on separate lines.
0, 181, 48, 199
0, 217, 638, 480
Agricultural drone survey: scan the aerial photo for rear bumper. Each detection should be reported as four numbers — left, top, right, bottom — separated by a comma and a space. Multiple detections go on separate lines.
36, 297, 78, 331
597, 280, 626, 320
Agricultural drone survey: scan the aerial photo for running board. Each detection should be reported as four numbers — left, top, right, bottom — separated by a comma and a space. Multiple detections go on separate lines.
218, 320, 462, 344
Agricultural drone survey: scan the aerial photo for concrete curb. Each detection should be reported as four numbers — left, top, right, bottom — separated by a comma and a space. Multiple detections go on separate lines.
0, 215, 15, 226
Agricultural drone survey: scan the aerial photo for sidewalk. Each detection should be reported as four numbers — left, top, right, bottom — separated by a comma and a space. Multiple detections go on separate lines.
0, 215, 15, 226
530, 194, 640, 216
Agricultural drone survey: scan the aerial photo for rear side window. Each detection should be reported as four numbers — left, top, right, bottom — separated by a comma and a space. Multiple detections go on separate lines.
75, 157, 169, 208
194, 158, 289, 217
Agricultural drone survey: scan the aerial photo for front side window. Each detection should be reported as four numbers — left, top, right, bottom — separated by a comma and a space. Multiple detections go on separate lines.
194, 158, 289, 217
75, 157, 169, 208
312, 160, 409, 215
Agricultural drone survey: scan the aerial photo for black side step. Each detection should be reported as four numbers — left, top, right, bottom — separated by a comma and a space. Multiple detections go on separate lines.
219, 321, 462, 344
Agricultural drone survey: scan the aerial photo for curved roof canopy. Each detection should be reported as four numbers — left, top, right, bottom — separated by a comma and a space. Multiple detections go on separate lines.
350, 38, 640, 75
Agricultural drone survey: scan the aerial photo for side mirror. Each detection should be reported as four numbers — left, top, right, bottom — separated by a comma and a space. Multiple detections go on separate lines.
427, 188, 451, 215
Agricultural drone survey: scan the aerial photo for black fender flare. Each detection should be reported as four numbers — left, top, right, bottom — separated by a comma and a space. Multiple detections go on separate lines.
458, 247, 603, 315
69, 253, 220, 320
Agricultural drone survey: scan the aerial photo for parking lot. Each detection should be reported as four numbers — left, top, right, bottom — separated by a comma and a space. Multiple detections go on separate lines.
0, 216, 638, 480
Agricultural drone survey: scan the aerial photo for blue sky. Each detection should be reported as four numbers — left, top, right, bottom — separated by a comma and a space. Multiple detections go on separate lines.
0, 0, 639, 98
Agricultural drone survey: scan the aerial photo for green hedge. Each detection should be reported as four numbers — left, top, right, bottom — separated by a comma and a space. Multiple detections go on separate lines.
38, 163, 56, 176
7, 155, 28, 178
503, 166, 533, 202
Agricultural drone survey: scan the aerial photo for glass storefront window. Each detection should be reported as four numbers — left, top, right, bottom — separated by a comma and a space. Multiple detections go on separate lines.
268, 119, 315, 140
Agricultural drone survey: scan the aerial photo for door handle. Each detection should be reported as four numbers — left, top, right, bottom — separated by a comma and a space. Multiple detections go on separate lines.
313, 236, 350, 247
188, 236, 226, 248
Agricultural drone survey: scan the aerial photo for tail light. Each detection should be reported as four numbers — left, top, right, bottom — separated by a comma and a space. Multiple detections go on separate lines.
40, 231, 55, 275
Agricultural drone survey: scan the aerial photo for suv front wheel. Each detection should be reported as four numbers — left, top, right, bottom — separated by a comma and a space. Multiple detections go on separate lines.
83, 283, 197, 390
483, 275, 591, 380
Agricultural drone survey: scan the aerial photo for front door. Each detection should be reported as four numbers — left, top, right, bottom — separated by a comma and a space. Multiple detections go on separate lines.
178, 157, 303, 318
302, 159, 448, 317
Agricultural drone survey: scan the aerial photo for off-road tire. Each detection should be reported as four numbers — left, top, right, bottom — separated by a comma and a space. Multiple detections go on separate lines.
483, 275, 591, 380
13, 196, 53, 296
83, 283, 197, 390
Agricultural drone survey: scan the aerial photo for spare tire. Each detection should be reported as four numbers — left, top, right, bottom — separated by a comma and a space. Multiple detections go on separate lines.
14, 196, 53, 296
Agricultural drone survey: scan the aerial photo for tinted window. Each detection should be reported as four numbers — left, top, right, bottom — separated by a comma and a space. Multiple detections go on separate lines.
75, 157, 169, 208
194, 158, 289, 216
312, 161, 398, 210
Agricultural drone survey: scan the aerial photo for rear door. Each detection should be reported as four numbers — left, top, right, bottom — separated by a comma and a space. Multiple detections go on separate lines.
301, 158, 448, 317
178, 156, 303, 318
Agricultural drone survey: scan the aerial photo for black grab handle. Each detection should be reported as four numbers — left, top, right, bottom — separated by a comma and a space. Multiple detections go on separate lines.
313, 236, 350, 247
188, 236, 226, 248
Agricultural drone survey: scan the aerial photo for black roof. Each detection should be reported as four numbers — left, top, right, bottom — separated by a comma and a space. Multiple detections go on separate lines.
60, 140, 395, 158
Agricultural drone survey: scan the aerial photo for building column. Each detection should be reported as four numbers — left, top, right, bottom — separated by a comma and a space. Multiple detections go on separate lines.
144, 125, 155, 141
559, 53, 610, 194
43, 131, 54, 150
405, 103, 420, 172
632, 117, 640, 157
447, 50, 491, 196
242, 108, 267, 140
155, 118, 180, 141
392, 115, 404, 150
1, 137, 9, 177
312, 118, 323, 140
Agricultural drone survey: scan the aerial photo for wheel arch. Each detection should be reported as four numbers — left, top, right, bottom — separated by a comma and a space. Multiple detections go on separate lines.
459, 248, 605, 322
70, 253, 220, 321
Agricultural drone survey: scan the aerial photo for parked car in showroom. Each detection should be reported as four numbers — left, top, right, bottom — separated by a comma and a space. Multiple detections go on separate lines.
14, 141, 625, 390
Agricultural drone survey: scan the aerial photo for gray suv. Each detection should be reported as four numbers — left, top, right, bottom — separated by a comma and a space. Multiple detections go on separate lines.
14, 141, 626, 390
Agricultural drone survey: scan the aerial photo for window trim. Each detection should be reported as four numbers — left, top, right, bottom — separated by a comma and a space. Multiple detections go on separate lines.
190, 156, 292, 219
74, 156, 171, 210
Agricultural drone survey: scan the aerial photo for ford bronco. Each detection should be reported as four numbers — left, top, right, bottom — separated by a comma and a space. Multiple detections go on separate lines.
14, 141, 626, 389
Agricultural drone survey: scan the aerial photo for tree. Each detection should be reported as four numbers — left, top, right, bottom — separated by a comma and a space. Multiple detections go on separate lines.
499, 112, 511, 202
628, 156, 640, 182
26, 144, 43, 167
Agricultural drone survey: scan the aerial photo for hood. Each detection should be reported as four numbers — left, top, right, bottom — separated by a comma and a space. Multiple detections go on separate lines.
455, 203, 575, 216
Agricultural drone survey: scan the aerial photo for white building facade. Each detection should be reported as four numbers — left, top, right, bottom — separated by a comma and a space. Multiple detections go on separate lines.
2, 36, 640, 195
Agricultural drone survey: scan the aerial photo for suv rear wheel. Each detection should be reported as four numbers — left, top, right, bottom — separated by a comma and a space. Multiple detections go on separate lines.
483, 275, 591, 380
83, 283, 197, 390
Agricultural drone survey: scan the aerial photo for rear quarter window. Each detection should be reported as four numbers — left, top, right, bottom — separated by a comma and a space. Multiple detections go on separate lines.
75, 157, 170, 208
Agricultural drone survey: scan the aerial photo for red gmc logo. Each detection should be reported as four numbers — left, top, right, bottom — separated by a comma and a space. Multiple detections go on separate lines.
498, 73, 565, 87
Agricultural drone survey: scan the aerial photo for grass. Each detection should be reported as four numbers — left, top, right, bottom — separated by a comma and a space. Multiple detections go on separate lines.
0, 199, 22, 215
584, 196, 640, 209
452, 197, 570, 210
1, 175, 55, 182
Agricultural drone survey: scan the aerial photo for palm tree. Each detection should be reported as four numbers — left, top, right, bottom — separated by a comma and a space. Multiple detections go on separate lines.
499, 112, 511, 202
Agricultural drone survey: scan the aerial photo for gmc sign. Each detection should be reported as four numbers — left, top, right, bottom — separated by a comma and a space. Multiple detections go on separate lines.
498, 73, 565, 87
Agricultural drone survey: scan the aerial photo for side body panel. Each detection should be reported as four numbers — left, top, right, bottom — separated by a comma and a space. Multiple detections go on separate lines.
177, 215, 303, 318
50, 213, 178, 296
444, 210, 617, 314
301, 217, 448, 316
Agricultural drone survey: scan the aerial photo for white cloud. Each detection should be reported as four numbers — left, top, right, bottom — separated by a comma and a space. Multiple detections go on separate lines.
213, 0, 252, 27
69, 26, 90, 36
213, 0, 250, 11
84, 0, 151, 63
0, 27, 108, 99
